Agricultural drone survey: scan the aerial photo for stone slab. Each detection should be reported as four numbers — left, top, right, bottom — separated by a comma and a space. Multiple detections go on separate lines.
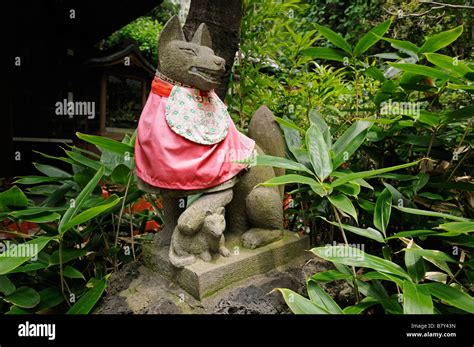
142, 231, 310, 300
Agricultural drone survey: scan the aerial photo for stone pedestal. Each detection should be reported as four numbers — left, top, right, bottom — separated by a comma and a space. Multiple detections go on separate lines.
142, 231, 310, 300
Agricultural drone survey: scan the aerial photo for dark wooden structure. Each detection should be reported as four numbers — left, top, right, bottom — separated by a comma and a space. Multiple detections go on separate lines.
3, 0, 161, 177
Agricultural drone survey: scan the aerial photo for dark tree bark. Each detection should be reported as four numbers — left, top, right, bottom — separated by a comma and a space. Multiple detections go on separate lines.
183, 0, 243, 99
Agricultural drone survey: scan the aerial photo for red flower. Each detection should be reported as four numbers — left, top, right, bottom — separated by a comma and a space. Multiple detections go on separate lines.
132, 197, 152, 213
145, 220, 160, 232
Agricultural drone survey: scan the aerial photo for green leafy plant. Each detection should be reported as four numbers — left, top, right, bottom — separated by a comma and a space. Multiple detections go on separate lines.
0, 132, 162, 314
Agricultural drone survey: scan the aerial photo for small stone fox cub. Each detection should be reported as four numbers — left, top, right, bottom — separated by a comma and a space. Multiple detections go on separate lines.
169, 207, 231, 268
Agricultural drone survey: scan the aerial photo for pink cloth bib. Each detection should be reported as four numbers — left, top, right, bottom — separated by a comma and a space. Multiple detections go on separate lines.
135, 79, 255, 190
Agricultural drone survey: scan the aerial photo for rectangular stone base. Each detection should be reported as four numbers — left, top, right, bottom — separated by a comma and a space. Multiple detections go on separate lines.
142, 231, 310, 300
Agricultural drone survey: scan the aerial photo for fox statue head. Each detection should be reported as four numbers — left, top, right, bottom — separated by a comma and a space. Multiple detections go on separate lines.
157, 15, 226, 92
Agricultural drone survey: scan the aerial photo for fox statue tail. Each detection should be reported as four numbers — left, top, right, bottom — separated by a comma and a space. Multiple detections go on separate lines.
247, 105, 286, 195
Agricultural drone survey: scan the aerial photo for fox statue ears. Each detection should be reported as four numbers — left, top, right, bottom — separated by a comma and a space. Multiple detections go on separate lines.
191, 23, 212, 48
158, 15, 212, 49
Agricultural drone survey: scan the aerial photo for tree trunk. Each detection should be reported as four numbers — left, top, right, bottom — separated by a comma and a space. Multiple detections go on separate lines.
183, 0, 243, 100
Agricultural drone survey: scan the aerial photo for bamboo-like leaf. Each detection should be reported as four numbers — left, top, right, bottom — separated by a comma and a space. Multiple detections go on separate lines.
0, 237, 54, 275
67, 278, 107, 314
311, 246, 412, 281
403, 280, 434, 314
316, 24, 352, 54
395, 206, 469, 222
58, 166, 105, 234
327, 194, 358, 223
321, 217, 384, 243
274, 288, 329, 314
306, 280, 343, 314
419, 25, 463, 53
373, 188, 392, 236
301, 47, 347, 62
330, 161, 419, 188
332, 121, 371, 169
422, 282, 474, 313
76, 132, 133, 156
306, 124, 332, 181
404, 239, 425, 283
353, 20, 391, 57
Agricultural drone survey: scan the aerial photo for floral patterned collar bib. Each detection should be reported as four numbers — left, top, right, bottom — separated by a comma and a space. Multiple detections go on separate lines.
164, 85, 230, 145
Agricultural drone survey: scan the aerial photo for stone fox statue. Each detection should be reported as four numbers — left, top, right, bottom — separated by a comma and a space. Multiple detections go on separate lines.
135, 16, 285, 254
169, 207, 230, 268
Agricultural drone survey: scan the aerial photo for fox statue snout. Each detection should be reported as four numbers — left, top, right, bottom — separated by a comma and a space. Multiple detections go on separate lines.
157, 16, 225, 91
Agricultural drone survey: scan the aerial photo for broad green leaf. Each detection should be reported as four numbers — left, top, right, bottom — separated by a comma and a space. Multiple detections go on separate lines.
62, 265, 85, 280
8, 262, 48, 274
0, 186, 28, 211
58, 166, 105, 234
0, 275, 16, 295
36, 287, 65, 312
49, 248, 88, 266
330, 171, 373, 190
364, 66, 386, 82
383, 38, 419, 57
424, 53, 472, 77
327, 194, 358, 223
309, 110, 332, 148
5, 306, 31, 314
260, 174, 320, 187
386, 230, 436, 240
321, 217, 384, 243
353, 20, 391, 57
310, 270, 352, 282
273, 116, 304, 133
307, 280, 343, 314
0, 237, 53, 275
301, 47, 346, 62
4, 287, 40, 308
404, 249, 457, 263
403, 280, 433, 314
67, 278, 107, 314
333, 182, 360, 197
59, 197, 121, 234
254, 154, 314, 176
110, 165, 131, 186
26, 184, 61, 196
76, 132, 134, 156
275, 288, 329, 314
395, 206, 469, 222
14, 176, 65, 185
343, 297, 378, 314
332, 121, 371, 169
357, 198, 375, 212
419, 26, 463, 53
444, 105, 474, 123
64, 150, 111, 175
405, 239, 425, 283
422, 282, 474, 313
437, 222, 474, 234
33, 163, 71, 178
358, 271, 404, 288
276, 117, 311, 166
390, 63, 463, 83
330, 161, 419, 188
373, 188, 392, 236
11, 211, 61, 223
311, 246, 411, 281
424, 272, 447, 283
306, 124, 332, 181
316, 24, 352, 54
